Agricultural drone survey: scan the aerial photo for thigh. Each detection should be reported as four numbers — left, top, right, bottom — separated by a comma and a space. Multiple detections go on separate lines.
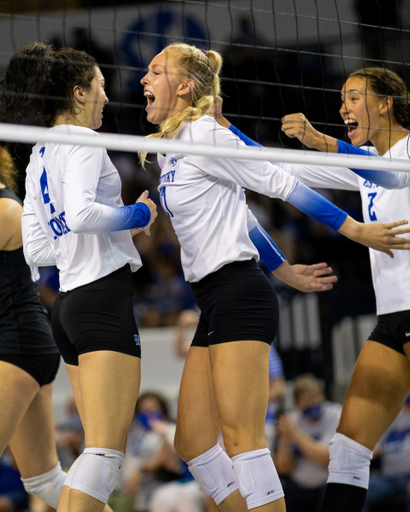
0, 361, 39, 456
9, 382, 59, 478
76, 351, 141, 452
209, 340, 271, 456
175, 347, 221, 461
338, 340, 410, 450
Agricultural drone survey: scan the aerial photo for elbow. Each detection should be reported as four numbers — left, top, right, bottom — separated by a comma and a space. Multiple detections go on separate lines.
65, 211, 87, 234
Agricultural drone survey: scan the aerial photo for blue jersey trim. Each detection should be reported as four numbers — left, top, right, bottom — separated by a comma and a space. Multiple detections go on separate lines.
249, 224, 286, 271
337, 139, 399, 189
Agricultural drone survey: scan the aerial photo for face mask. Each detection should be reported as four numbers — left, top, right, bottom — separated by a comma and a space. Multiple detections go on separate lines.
302, 404, 322, 421
137, 411, 164, 431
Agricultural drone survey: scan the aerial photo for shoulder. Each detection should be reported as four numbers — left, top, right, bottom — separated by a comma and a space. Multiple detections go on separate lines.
389, 134, 410, 159
184, 115, 242, 145
0, 196, 23, 218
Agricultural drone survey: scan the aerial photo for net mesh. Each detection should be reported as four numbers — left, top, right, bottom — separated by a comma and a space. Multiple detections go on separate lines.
1, 0, 407, 378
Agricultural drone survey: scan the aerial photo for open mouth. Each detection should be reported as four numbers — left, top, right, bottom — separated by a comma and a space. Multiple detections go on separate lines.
344, 119, 358, 139
144, 91, 155, 110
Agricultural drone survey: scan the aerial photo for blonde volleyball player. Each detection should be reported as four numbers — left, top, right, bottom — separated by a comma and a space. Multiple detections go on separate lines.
1, 42, 157, 512
217, 67, 410, 512
140, 44, 410, 512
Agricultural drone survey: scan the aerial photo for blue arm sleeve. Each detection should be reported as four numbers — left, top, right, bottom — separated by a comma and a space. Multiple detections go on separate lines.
337, 140, 400, 189
110, 203, 151, 231
248, 223, 286, 271
229, 124, 263, 147
230, 124, 348, 230
287, 181, 348, 231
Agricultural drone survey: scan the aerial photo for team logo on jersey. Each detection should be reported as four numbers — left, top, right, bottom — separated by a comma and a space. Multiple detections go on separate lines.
169, 157, 178, 167
134, 334, 141, 346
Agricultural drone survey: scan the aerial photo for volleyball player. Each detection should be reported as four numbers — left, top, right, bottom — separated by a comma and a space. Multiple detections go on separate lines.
0, 42, 157, 512
0, 145, 67, 511
140, 44, 410, 512
220, 67, 410, 512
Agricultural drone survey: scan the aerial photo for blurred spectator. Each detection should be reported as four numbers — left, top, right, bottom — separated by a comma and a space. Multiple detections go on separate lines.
274, 374, 341, 512
0, 451, 28, 512
266, 345, 286, 450
55, 396, 84, 471
363, 394, 410, 512
121, 392, 186, 512
174, 309, 200, 359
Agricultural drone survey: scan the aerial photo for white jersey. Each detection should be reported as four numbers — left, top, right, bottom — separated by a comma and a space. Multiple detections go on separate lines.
279, 135, 410, 315
157, 116, 297, 282
22, 125, 142, 292
291, 401, 342, 488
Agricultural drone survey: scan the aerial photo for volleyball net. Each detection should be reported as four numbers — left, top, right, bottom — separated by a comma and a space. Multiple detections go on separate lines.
0, 0, 409, 172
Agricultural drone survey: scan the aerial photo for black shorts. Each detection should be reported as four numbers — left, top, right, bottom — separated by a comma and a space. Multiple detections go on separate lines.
51, 265, 141, 366
191, 260, 279, 347
369, 309, 410, 355
0, 352, 60, 386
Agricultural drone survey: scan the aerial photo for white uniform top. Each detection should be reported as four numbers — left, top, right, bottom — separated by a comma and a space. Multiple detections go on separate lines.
290, 401, 342, 488
378, 407, 410, 477
157, 116, 297, 282
22, 125, 142, 292
279, 135, 410, 315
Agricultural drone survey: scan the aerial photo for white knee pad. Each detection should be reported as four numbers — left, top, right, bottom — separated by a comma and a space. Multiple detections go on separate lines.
68, 447, 124, 504
327, 433, 373, 489
232, 448, 284, 509
188, 444, 239, 505
63, 453, 84, 488
21, 462, 67, 509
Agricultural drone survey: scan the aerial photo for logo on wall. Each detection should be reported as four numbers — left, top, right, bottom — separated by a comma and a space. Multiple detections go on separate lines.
121, 10, 207, 93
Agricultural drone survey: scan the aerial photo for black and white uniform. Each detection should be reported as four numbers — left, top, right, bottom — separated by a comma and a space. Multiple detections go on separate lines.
0, 187, 60, 385
22, 125, 150, 365
278, 136, 410, 354
157, 116, 347, 346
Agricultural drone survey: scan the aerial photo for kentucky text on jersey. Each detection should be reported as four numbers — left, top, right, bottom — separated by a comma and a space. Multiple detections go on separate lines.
159, 170, 176, 184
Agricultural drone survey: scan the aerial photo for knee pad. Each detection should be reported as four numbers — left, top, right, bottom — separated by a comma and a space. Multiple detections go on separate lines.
63, 453, 83, 488
327, 433, 373, 489
188, 444, 239, 505
21, 462, 67, 509
68, 447, 124, 504
232, 448, 284, 509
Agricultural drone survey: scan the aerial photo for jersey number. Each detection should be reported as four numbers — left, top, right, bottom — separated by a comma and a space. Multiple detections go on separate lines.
368, 192, 378, 221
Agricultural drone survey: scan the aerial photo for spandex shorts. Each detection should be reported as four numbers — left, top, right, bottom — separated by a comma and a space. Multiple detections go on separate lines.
0, 352, 60, 386
369, 309, 410, 355
191, 260, 279, 347
51, 265, 141, 366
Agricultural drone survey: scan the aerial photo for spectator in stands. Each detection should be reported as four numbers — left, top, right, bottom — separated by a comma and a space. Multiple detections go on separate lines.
274, 374, 342, 512
266, 345, 286, 450
121, 392, 184, 512
0, 451, 28, 512
363, 394, 410, 512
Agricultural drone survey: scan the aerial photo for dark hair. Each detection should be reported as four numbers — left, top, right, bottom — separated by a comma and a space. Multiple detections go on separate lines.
0, 42, 97, 127
135, 392, 170, 420
348, 67, 410, 128
0, 145, 18, 192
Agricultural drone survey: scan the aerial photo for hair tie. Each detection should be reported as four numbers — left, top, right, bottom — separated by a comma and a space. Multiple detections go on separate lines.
202, 50, 209, 57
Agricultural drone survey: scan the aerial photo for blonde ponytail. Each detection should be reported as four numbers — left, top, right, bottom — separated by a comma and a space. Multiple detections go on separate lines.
139, 43, 222, 168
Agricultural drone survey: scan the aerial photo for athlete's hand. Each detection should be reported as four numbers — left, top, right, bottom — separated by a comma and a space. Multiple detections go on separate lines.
273, 260, 337, 292
281, 113, 338, 152
338, 217, 410, 258
135, 190, 157, 236
208, 96, 231, 129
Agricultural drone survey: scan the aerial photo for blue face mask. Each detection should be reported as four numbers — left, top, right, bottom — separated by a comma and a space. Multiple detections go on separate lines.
137, 411, 164, 431
302, 404, 322, 421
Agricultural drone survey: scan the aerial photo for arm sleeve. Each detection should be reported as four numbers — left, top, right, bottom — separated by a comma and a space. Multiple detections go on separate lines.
229, 122, 360, 191
63, 145, 151, 234
195, 121, 349, 231
337, 139, 410, 189
22, 182, 56, 267
229, 124, 263, 147
246, 206, 286, 271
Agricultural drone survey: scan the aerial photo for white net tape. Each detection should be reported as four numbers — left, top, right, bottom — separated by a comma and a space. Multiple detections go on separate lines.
1, 122, 409, 173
